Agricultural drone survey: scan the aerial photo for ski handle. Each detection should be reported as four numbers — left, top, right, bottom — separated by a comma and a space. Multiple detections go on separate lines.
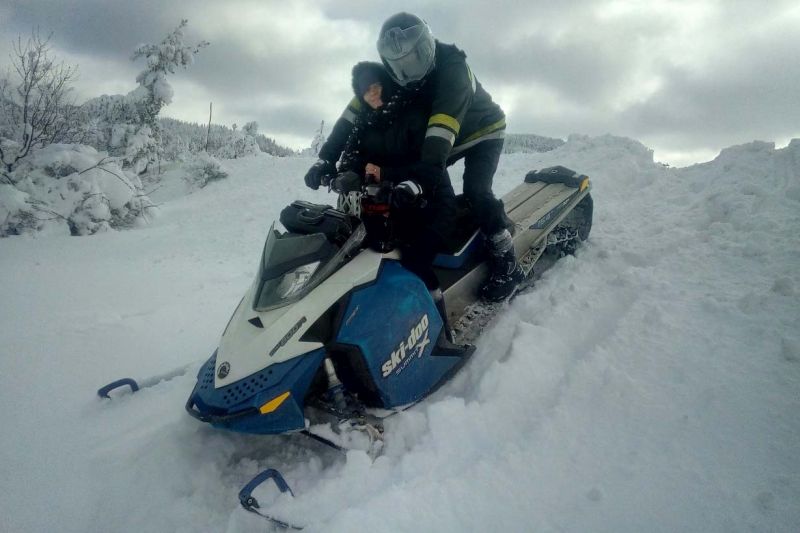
97, 378, 139, 399
239, 468, 301, 530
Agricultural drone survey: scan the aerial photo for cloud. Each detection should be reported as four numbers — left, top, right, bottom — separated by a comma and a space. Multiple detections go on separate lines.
620, 7, 800, 148
2, 0, 186, 59
0, 0, 797, 162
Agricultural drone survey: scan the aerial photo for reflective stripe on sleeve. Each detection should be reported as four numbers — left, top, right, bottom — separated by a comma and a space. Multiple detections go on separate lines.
340, 97, 362, 124
427, 113, 461, 135
341, 108, 356, 123
459, 117, 506, 145
449, 129, 506, 158
467, 65, 476, 93
425, 126, 456, 145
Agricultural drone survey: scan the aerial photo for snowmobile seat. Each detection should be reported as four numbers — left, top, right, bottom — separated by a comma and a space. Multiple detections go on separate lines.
433, 195, 484, 269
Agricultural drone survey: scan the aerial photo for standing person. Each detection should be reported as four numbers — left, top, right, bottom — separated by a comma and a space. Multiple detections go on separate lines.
309, 61, 459, 339
305, 13, 521, 302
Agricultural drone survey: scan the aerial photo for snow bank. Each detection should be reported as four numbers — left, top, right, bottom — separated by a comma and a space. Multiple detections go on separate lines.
0, 136, 798, 532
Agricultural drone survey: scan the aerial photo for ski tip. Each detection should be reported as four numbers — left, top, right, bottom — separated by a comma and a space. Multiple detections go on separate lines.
97, 378, 140, 399
238, 469, 303, 529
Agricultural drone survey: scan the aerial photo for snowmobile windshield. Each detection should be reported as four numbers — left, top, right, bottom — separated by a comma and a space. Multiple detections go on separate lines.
253, 223, 366, 312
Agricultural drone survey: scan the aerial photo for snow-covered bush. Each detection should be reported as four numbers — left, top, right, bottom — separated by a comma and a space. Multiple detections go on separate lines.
0, 144, 154, 236
182, 151, 228, 190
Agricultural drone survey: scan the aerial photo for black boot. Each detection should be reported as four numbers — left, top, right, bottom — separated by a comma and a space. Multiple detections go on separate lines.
480, 230, 525, 302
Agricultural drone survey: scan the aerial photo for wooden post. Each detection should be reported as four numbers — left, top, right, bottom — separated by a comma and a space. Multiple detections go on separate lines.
205, 102, 212, 152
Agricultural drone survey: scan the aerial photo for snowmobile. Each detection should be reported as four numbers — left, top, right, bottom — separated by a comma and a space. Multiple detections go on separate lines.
100, 165, 592, 529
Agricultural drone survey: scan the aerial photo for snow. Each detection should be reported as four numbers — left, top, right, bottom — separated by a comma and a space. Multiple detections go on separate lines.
1, 135, 798, 532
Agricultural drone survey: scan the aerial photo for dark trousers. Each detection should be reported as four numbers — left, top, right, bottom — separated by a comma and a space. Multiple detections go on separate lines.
395, 180, 457, 290
447, 138, 506, 236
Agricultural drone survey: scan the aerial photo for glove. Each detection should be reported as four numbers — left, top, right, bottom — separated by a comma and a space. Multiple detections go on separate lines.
304, 159, 336, 190
331, 171, 363, 194
392, 180, 424, 209
389, 162, 447, 192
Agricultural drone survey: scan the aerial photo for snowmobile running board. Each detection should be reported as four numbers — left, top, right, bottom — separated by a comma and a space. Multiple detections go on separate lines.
443, 168, 592, 329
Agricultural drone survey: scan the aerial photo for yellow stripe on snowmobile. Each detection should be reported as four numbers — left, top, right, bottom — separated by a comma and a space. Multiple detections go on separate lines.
580, 177, 590, 191
428, 113, 461, 135
259, 391, 291, 414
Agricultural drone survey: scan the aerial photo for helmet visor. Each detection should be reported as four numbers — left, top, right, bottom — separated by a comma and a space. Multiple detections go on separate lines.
377, 24, 434, 84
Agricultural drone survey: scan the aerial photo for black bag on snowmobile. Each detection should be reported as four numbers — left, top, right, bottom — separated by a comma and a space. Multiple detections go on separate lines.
525, 166, 588, 188
279, 201, 356, 245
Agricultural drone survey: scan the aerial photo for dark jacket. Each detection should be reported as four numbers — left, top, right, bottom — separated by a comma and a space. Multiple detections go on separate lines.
332, 62, 449, 194
332, 63, 457, 261
319, 43, 505, 175
420, 42, 506, 168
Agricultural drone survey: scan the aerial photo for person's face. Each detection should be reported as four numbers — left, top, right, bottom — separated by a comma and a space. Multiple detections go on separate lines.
363, 82, 384, 109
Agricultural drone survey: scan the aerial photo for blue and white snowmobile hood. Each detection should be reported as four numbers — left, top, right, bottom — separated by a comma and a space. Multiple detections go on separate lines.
213, 245, 398, 388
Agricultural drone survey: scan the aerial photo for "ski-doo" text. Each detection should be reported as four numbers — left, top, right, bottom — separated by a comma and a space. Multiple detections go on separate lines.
381, 314, 430, 378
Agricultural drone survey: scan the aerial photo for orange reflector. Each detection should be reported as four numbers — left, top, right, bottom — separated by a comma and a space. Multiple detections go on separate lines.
259, 391, 291, 414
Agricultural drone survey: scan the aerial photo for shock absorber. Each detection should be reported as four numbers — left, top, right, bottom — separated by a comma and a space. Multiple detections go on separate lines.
323, 357, 347, 412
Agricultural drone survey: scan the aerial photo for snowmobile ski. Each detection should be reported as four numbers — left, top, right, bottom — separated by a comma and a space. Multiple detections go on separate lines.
97, 362, 195, 399
238, 468, 304, 530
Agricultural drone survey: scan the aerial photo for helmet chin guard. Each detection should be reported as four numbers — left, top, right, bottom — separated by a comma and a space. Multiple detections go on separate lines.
377, 12, 435, 86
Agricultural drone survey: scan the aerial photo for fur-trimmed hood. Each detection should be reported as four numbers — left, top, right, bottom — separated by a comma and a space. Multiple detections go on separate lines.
351, 61, 398, 105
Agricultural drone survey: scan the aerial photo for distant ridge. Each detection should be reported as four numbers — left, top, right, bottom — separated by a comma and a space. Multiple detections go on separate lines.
503, 134, 565, 154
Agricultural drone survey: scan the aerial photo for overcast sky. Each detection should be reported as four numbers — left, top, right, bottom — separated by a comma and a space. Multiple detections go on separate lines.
1, 0, 798, 166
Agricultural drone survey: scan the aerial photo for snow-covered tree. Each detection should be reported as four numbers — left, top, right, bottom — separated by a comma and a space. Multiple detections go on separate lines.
243, 121, 258, 136
214, 125, 260, 159
308, 120, 326, 156
158, 117, 295, 159
0, 31, 84, 175
82, 20, 208, 174
126, 19, 208, 171
502, 134, 565, 154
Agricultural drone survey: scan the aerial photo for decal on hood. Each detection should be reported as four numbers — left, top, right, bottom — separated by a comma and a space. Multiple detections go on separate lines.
270, 316, 307, 356
381, 314, 430, 378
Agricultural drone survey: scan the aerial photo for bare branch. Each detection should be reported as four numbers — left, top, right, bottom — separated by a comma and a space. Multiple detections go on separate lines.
77, 157, 135, 191
27, 200, 68, 222
1, 29, 79, 171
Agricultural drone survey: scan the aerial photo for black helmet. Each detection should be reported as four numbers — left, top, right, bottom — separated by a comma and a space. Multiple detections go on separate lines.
377, 12, 436, 87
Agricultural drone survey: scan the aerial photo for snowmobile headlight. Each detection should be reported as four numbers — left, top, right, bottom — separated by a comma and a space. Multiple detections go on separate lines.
274, 261, 321, 300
